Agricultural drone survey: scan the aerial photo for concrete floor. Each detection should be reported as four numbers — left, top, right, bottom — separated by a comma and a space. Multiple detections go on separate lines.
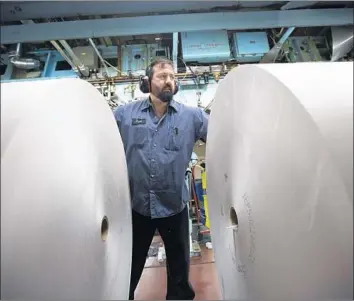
135, 263, 221, 300
134, 236, 222, 300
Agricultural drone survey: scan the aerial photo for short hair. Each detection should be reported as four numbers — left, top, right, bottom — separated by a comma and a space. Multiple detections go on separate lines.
146, 58, 174, 79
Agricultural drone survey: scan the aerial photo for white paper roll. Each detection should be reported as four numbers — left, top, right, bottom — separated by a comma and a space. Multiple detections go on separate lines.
1, 78, 132, 299
206, 62, 353, 301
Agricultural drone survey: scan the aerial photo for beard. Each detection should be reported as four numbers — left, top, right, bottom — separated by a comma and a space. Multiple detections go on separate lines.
156, 88, 174, 103
155, 85, 174, 102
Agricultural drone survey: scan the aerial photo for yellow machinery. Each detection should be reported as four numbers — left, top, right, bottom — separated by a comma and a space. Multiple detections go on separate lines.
201, 168, 210, 229
192, 161, 210, 230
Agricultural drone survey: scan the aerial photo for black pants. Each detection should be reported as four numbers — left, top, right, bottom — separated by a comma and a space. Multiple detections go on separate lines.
129, 207, 195, 300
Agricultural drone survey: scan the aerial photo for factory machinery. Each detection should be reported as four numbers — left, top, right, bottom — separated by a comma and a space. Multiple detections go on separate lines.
1, 1, 353, 110
1, 2, 353, 300
1, 2, 353, 258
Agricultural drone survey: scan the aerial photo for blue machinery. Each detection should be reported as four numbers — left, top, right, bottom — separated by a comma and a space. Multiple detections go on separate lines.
1, 50, 77, 81
1, 29, 273, 81
1, 7, 353, 86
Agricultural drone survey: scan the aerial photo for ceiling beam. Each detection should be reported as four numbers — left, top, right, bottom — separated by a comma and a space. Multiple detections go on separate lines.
0, 1, 239, 23
1, 8, 353, 45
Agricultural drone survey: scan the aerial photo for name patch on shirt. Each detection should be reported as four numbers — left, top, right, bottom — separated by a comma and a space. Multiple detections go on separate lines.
132, 118, 146, 125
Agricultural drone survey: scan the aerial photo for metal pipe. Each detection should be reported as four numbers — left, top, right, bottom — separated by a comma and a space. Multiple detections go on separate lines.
280, 1, 318, 10
88, 38, 109, 76
172, 32, 178, 73
331, 26, 354, 61
9, 43, 40, 70
10, 58, 40, 70
58, 40, 90, 76
87, 72, 227, 85
58, 40, 82, 65
15, 43, 21, 56
50, 40, 77, 70
19, 20, 79, 74
260, 27, 295, 63
278, 27, 295, 44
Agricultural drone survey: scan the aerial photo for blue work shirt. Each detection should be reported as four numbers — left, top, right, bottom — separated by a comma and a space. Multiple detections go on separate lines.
114, 98, 208, 219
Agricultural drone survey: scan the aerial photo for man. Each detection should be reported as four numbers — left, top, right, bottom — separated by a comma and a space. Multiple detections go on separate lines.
114, 58, 208, 300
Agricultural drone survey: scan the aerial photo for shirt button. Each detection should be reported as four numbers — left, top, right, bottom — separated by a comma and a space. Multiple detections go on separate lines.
153, 143, 156, 147
155, 129, 158, 132
151, 175, 154, 178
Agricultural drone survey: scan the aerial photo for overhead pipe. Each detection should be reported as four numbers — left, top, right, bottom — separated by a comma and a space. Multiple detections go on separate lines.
280, 1, 318, 10
58, 40, 90, 77
260, 27, 295, 63
87, 38, 110, 77
172, 32, 178, 73
331, 26, 354, 61
20, 19, 87, 76
50, 40, 77, 70
10, 57, 40, 70
9, 43, 40, 70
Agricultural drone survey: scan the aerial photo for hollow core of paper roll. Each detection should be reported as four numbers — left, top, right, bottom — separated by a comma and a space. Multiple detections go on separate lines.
229, 207, 238, 226
101, 216, 109, 241
206, 62, 353, 301
1, 78, 132, 300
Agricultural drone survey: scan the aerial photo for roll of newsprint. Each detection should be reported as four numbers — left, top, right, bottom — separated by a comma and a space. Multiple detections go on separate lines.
1, 78, 132, 299
206, 62, 353, 301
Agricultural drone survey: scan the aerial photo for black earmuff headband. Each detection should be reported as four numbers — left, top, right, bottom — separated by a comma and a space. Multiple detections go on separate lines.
139, 63, 179, 95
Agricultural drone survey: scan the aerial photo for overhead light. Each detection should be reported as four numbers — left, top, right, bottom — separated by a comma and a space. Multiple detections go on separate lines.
155, 37, 162, 41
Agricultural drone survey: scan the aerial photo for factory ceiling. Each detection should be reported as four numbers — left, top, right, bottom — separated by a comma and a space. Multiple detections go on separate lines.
1, 1, 352, 25
0, 1, 352, 52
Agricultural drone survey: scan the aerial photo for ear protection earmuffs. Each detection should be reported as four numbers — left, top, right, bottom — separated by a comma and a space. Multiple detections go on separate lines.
139, 65, 179, 95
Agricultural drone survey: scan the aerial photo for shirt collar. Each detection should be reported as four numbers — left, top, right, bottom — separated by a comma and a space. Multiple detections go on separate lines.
141, 97, 178, 112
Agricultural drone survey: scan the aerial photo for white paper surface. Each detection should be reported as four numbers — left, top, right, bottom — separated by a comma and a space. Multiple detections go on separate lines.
206, 62, 353, 301
1, 78, 132, 299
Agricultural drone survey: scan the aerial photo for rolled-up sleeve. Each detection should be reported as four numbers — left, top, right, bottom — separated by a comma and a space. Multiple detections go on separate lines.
194, 108, 209, 142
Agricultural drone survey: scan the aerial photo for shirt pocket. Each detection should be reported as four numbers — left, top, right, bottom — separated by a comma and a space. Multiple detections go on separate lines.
132, 126, 148, 148
164, 127, 183, 151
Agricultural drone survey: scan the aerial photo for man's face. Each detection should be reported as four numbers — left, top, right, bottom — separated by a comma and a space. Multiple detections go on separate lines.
150, 63, 175, 103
